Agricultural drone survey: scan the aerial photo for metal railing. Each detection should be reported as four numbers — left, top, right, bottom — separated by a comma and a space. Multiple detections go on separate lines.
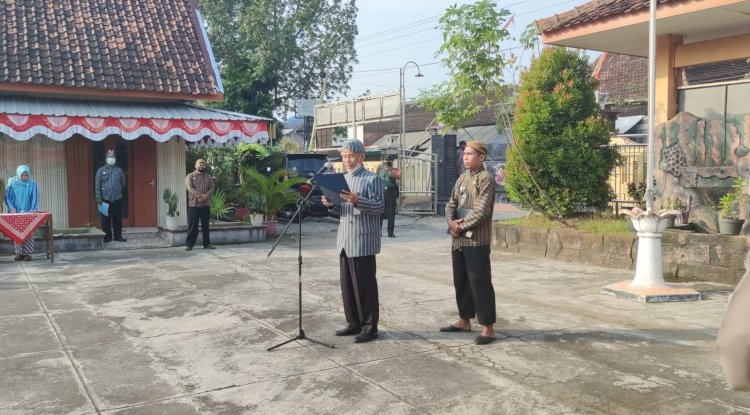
608, 141, 648, 214
397, 149, 438, 215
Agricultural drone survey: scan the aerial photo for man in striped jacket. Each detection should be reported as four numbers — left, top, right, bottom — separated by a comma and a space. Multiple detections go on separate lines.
441, 140, 497, 345
322, 139, 385, 344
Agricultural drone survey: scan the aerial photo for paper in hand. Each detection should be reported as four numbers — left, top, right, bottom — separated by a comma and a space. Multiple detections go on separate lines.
315, 173, 350, 206
98, 202, 109, 217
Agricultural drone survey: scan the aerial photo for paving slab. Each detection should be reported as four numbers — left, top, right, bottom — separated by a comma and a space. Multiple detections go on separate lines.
0, 351, 95, 415
0, 314, 60, 357
0, 287, 42, 316
1, 215, 750, 414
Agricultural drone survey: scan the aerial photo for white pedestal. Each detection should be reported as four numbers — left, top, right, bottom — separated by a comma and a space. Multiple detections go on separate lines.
601, 213, 700, 303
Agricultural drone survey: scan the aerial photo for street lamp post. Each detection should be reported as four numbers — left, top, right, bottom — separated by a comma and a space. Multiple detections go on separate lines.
400, 61, 424, 151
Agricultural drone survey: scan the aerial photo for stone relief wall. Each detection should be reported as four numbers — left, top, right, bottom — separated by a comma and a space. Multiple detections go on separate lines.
654, 112, 750, 233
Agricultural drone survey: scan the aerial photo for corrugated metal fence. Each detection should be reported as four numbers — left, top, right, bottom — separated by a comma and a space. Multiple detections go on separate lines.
1, 135, 69, 228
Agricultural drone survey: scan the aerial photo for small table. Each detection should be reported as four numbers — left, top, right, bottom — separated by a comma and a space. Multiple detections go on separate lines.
0, 212, 54, 262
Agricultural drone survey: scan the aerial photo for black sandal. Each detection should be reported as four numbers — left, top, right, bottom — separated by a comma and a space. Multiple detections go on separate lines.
439, 325, 471, 332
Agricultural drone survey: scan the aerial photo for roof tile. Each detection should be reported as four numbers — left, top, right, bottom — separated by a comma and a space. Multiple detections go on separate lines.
595, 53, 648, 103
536, 0, 688, 33
0, 0, 219, 97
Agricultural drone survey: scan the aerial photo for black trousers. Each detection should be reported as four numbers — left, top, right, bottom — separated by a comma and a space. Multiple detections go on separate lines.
381, 187, 399, 236
102, 198, 123, 239
186, 206, 211, 248
339, 251, 379, 334
452, 245, 496, 326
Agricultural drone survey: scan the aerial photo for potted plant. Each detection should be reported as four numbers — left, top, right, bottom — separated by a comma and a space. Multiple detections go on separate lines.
234, 205, 251, 221
240, 167, 306, 237
162, 188, 180, 230
717, 176, 746, 235
245, 193, 266, 226
660, 196, 686, 228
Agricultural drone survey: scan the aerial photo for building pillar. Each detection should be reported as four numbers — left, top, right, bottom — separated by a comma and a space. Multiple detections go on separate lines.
655, 34, 682, 124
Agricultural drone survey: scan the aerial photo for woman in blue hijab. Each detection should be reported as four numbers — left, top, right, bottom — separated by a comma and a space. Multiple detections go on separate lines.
5, 165, 40, 261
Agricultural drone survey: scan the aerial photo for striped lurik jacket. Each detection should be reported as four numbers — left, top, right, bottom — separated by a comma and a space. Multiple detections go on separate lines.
445, 167, 495, 250
329, 165, 385, 257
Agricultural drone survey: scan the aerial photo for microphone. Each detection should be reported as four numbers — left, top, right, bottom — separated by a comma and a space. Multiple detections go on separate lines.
306, 161, 332, 188
313, 161, 333, 177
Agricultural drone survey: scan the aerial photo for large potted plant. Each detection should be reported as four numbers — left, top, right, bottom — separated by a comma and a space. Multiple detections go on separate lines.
718, 176, 746, 235
246, 193, 266, 227
162, 188, 180, 230
241, 167, 306, 236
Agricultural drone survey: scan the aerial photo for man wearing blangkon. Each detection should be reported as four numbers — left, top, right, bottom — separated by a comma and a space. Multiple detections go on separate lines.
322, 139, 385, 344
185, 159, 216, 251
441, 140, 497, 345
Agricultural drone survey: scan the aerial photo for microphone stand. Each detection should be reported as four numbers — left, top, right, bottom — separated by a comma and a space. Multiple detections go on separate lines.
267, 176, 334, 351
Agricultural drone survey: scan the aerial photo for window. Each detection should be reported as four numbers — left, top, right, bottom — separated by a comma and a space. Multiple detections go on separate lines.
678, 58, 750, 119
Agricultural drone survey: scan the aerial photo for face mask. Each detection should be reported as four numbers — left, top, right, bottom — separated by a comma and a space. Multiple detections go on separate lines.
106, 157, 116, 165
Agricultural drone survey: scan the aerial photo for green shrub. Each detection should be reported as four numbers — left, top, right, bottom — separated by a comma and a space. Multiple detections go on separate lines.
505, 47, 620, 218
626, 182, 646, 209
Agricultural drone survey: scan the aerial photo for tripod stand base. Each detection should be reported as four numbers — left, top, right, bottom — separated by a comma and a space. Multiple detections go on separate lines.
267, 328, 335, 351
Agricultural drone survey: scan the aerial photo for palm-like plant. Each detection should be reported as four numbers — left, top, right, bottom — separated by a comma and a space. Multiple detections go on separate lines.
209, 189, 230, 224
241, 167, 307, 221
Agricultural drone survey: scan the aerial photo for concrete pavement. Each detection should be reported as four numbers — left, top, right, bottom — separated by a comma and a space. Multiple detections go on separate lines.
1, 215, 749, 414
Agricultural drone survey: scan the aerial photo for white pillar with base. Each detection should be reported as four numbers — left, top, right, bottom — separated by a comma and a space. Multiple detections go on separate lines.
602, 211, 700, 302
631, 213, 668, 287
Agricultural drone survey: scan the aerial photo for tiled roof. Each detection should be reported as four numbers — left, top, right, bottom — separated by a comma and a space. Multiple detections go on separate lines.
683, 59, 750, 85
0, 0, 220, 98
536, 0, 687, 33
594, 52, 648, 103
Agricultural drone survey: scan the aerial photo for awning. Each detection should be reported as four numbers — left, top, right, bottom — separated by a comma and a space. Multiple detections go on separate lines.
0, 96, 270, 145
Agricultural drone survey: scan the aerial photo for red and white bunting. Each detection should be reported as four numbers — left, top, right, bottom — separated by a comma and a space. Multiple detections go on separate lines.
0, 113, 269, 144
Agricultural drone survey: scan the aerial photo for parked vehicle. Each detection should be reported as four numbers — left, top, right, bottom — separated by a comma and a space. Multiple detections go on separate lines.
278, 153, 333, 221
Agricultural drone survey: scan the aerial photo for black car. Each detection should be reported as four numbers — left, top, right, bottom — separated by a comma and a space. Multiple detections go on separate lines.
278, 153, 333, 221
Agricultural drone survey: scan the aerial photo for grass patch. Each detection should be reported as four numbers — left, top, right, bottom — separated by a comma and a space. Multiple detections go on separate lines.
499, 214, 630, 234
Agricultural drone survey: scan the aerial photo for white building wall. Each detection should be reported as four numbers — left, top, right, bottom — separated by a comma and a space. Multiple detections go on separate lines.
156, 137, 188, 227
0, 134, 69, 228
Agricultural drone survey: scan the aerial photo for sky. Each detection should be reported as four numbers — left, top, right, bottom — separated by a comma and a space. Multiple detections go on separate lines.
345, 0, 596, 100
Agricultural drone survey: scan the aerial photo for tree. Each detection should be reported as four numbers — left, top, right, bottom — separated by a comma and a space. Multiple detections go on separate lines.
505, 47, 620, 218
198, 0, 358, 117
417, 0, 512, 129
